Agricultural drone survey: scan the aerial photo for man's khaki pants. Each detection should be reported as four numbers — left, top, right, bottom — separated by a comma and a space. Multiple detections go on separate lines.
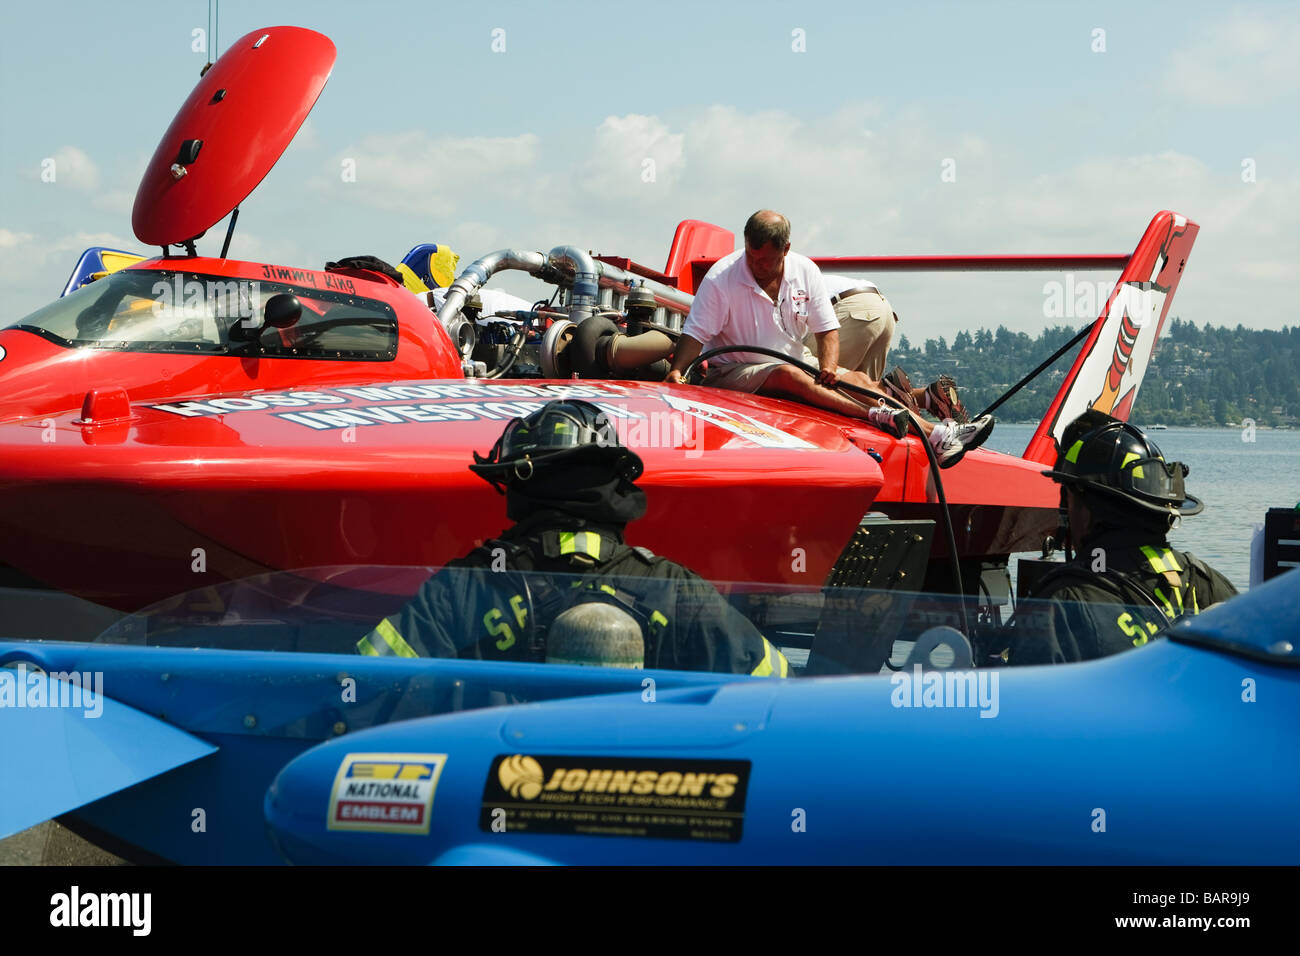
805, 289, 896, 382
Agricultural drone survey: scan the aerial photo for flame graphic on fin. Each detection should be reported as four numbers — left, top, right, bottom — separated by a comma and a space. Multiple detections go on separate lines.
1096, 309, 1142, 413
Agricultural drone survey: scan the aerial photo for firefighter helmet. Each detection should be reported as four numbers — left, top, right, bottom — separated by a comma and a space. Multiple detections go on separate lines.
470, 399, 643, 492
1044, 409, 1203, 518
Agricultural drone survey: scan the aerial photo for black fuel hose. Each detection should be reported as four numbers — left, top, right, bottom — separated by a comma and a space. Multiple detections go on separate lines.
483, 322, 528, 379
975, 323, 1091, 420
484, 309, 547, 380
682, 345, 969, 636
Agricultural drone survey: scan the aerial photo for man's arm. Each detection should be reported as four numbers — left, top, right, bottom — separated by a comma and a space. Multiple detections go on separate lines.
812, 329, 840, 387
666, 333, 705, 383
1196, 559, 1239, 606
357, 571, 461, 658
669, 272, 728, 382
670, 570, 790, 676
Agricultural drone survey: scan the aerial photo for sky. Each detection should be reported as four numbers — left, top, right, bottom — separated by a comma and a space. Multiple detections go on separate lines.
1, 0, 1297, 342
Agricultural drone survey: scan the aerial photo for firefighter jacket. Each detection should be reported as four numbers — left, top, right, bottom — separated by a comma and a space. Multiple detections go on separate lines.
1010, 527, 1238, 665
358, 512, 789, 677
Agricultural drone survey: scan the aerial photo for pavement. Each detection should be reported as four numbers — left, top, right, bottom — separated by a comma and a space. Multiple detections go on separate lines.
0, 822, 127, 866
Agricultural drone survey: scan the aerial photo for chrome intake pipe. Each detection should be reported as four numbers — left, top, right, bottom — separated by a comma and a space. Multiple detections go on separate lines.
435, 249, 549, 362
591, 267, 694, 321
546, 246, 695, 321
433, 245, 697, 373
546, 246, 602, 324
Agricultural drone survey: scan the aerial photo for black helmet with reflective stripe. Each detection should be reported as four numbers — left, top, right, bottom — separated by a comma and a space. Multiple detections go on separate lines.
1044, 409, 1203, 518
470, 399, 644, 492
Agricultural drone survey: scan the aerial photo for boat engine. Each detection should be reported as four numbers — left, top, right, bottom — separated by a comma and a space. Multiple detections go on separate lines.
539, 284, 677, 381
437, 245, 689, 381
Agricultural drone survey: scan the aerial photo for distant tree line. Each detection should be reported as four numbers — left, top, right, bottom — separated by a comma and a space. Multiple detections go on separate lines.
890, 319, 1300, 427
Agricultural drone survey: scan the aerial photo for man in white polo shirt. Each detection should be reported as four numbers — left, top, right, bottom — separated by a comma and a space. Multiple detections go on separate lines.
666, 210, 993, 467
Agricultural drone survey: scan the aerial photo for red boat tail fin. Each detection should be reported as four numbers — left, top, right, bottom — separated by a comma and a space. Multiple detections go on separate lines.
664, 220, 734, 293
1022, 211, 1199, 465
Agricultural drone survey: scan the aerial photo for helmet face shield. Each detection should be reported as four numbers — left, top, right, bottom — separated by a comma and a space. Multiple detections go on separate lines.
1115, 456, 1203, 515
470, 399, 644, 492
500, 405, 618, 459
1044, 410, 1203, 517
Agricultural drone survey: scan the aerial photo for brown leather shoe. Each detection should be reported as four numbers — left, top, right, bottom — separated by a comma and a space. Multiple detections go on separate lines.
882, 366, 921, 413
922, 374, 969, 423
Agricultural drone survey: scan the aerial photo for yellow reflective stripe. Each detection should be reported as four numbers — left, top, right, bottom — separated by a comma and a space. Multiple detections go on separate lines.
558, 531, 603, 559
1154, 582, 1184, 615
750, 639, 790, 678
1121, 451, 1145, 479
1065, 440, 1084, 464
357, 618, 418, 658
377, 619, 418, 657
1143, 546, 1184, 594
1192, 587, 1200, 614
1140, 545, 1168, 574
1153, 587, 1176, 620
649, 610, 668, 629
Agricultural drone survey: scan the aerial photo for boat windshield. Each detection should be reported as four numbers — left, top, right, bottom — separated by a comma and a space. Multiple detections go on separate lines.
84, 564, 1172, 677
0, 566, 1206, 726
6, 268, 397, 360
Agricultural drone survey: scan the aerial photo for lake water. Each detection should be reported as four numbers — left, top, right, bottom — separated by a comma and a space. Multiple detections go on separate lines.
983, 423, 1300, 592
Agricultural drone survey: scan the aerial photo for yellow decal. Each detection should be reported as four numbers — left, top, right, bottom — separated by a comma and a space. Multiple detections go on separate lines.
484, 607, 516, 651
509, 593, 528, 631
1116, 611, 1160, 647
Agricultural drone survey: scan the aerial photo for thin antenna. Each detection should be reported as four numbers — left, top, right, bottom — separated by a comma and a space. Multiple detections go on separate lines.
202, 0, 219, 69
201, 0, 214, 74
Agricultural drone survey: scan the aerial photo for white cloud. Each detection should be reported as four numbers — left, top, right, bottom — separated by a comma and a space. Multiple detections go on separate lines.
33, 147, 101, 192
579, 114, 685, 201
11, 102, 1290, 337
0, 230, 138, 315
294, 119, 320, 151
91, 189, 135, 215
462, 105, 1293, 335
1163, 10, 1300, 106
566, 106, 1297, 338
319, 131, 539, 216
0, 229, 35, 249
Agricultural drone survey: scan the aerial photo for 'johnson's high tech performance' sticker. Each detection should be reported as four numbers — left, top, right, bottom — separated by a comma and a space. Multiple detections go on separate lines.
327, 752, 447, 835
481, 754, 751, 843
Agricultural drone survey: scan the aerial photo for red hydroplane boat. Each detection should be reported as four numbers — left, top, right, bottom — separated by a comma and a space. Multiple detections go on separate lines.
0, 26, 1197, 614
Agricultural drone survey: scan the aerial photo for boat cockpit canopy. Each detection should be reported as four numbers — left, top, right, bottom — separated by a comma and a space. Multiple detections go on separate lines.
8, 269, 398, 361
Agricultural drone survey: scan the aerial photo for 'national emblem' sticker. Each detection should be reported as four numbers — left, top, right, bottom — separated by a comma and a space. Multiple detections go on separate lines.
327, 752, 448, 835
